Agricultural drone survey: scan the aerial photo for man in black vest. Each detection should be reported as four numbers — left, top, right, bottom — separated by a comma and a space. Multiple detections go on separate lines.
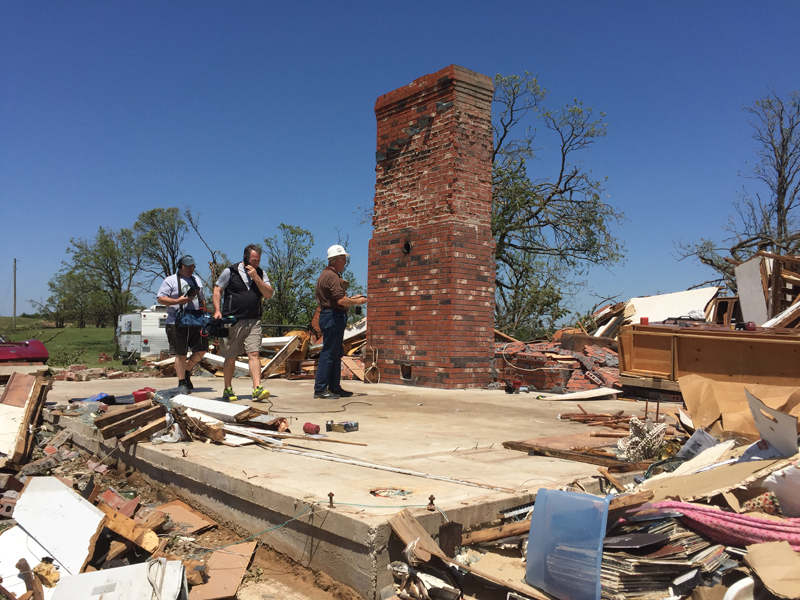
212, 244, 273, 402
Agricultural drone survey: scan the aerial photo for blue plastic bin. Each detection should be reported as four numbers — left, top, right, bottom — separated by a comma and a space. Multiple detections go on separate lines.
525, 489, 610, 600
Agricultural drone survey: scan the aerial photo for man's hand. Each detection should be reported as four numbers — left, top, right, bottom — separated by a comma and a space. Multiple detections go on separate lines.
177, 295, 191, 306
245, 264, 259, 280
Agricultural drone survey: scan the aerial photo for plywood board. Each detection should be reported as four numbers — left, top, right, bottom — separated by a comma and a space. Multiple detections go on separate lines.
157, 500, 217, 535
0, 372, 36, 407
188, 540, 256, 600
14, 477, 106, 574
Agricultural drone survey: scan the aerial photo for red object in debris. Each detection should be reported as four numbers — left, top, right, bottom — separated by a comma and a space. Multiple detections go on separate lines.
640, 317, 649, 325
0, 338, 49, 363
746, 321, 757, 331
133, 388, 156, 403
303, 422, 320, 435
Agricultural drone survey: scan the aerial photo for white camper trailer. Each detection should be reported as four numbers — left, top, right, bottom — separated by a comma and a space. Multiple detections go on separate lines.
116, 305, 170, 358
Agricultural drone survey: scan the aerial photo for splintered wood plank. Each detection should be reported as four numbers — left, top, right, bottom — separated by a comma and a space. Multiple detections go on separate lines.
118, 416, 168, 447
97, 502, 160, 553
99, 404, 166, 439
10, 377, 51, 466
502, 440, 650, 473
188, 540, 257, 600
341, 356, 365, 380
261, 335, 301, 378
105, 509, 168, 562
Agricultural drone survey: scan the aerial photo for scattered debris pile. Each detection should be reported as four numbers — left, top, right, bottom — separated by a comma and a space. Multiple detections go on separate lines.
495, 339, 620, 393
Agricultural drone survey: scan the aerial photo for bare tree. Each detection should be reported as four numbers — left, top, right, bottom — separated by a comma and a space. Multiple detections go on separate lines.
678, 90, 800, 292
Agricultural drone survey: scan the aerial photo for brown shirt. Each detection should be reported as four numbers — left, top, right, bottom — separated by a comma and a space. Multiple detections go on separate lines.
316, 266, 349, 313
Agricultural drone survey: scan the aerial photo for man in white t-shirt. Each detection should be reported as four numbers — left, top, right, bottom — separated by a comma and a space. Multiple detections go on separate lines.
157, 255, 208, 393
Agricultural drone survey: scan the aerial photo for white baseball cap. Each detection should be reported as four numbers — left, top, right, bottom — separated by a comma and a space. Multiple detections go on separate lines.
327, 244, 350, 259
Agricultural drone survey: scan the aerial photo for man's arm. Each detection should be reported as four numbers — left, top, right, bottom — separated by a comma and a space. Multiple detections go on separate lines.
336, 294, 367, 308
212, 286, 223, 319
246, 266, 274, 300
157, 276, 190, 307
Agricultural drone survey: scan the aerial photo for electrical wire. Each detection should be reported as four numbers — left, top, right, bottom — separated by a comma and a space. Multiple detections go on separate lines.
259, 399, 372, 415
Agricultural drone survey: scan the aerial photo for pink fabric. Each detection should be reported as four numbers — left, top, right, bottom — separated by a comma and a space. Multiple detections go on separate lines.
653, 500, 800, 551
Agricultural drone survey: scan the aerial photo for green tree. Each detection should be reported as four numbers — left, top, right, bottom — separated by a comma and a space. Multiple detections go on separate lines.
261, 224, 324, 336
66, 227, 146, 324
492, 73, 625, 337
134, 207, 189, 285
677, 90, 800, 291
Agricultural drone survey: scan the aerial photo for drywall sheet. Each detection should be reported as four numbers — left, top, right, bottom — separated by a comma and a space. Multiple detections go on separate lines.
15, 476, 106, 574
52, 560, 187, 600
0, 525, 62, 600
735, 257, 770, 325
625, 287, 719, 324
0, 403, 24, 456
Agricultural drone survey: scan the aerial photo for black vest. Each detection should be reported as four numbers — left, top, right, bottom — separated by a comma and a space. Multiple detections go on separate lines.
222, 264, 264, 319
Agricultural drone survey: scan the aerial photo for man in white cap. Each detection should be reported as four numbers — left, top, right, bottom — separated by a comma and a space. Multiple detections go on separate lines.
157, 255, 208, 393
313, 245, 367, 399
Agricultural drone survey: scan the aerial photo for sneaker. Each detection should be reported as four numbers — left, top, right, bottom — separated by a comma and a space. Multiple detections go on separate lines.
313, 390, 339, 400
184, 372, 194, 391
329, 388, 353, 397
252, 386, 270, 401
177, 379, 190, 395
222, 387, 238, 402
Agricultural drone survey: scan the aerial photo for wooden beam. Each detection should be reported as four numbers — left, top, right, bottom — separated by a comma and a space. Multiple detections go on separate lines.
104, 509, 168, 562
501, 440, 650, 472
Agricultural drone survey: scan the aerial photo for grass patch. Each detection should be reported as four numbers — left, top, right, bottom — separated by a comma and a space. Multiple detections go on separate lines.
0, 323, 123, 368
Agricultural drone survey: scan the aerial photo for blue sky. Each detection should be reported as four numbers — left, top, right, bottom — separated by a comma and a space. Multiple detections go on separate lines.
2, 1, 799, 320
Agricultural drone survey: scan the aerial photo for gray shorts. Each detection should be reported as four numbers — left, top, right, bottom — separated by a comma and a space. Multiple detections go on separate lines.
220, 319, 261, 358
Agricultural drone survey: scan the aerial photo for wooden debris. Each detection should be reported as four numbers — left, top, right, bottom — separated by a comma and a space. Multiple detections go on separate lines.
389, 509, 550, 600
261, 335, 302, 378
97, 502, 160, 553
187, 540, 256, 600
118, 416, 168, 447
98, 404, 166, 440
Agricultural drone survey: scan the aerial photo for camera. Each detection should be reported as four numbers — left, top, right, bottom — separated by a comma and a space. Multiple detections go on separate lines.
201, 316, 237, 338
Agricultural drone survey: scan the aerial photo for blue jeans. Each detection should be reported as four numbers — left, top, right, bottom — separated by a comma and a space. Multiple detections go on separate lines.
314, 310, 347, 393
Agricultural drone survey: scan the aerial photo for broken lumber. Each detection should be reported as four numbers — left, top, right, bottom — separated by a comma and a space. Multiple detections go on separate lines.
104, 509, 168, 562
261, 335, 302, 377
93, 399, 154, 428
97, 503, 160, 553
98, 404, 166, 439
118, 416, 168, 447
390, 509, 550, 600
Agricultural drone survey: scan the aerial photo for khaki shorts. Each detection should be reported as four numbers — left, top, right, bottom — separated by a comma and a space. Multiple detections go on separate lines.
220, 319, 262, 358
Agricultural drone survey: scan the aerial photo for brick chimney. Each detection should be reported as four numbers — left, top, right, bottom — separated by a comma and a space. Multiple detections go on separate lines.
366, 65, 495, 388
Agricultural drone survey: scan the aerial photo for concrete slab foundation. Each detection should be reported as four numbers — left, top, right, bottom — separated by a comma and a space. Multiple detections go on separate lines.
43, 376, 651, 599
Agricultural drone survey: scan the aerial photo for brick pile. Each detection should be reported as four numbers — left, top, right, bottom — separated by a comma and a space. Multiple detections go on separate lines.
52, 365, 164, 382
494, 341, 620, 393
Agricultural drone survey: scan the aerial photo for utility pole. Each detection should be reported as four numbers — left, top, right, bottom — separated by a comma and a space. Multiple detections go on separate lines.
13, 258, 17, 330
